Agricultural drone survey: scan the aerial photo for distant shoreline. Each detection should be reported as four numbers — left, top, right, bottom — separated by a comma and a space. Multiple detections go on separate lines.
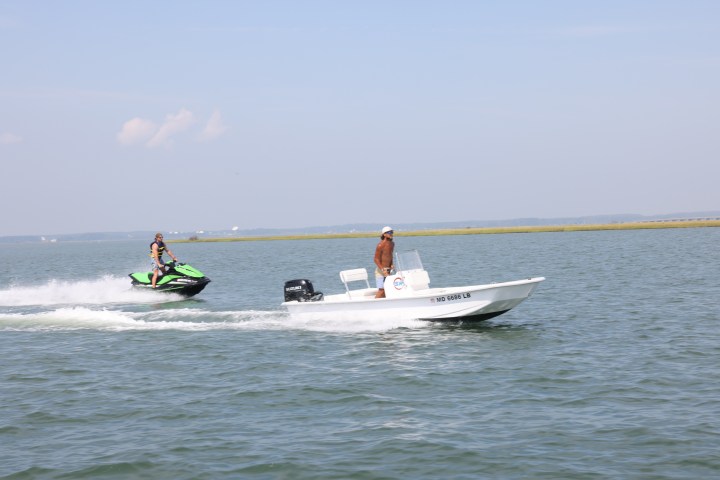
172, 220, 720, 243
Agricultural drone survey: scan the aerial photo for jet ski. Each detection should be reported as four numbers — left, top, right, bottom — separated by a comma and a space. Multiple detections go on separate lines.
129, 261, 211, 297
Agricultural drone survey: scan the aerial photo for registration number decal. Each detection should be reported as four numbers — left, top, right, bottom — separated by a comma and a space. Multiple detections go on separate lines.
432, 292, 471, 303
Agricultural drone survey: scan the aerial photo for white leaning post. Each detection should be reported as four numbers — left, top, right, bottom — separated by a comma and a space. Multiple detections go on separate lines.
339, 268, 370, 294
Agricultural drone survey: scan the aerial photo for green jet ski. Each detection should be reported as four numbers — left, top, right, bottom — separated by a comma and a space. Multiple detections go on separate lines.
129, 261, 211, 297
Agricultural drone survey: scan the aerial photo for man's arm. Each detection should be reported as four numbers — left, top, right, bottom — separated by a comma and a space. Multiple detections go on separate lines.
376, 242, 392, 272
165, 246, 178, 261
374, 243, 383, 270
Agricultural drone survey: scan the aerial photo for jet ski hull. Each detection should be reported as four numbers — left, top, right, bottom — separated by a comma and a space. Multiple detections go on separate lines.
129, 262, 211, 298
130, 277, 211, 297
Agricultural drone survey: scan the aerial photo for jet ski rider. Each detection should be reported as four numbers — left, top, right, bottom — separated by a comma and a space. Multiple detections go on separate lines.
150, 232, 178, 288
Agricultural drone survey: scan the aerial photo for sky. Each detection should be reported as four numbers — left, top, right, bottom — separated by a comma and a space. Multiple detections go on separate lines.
1, 1, 719, 236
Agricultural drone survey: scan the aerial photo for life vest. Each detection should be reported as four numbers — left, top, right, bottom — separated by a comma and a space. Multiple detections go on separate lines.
150, 240, 166, 259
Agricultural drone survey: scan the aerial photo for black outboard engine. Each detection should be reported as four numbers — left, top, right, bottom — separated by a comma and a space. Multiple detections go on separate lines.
284, 279, 323, 302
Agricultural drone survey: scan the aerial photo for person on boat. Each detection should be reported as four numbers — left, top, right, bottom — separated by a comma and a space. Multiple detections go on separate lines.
150, 232, 178, 288
373, 226, 395, 298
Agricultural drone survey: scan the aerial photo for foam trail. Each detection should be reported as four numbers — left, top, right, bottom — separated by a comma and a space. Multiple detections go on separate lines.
0, 307, 283, 332
0, 306, 428, 333
140, 309, 427, 332
0, 276, 182, 306
281, 315, 427, 333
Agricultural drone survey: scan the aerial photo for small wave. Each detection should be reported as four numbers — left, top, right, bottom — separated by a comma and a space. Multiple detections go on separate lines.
0, 306, 428, 333
141, 308, 427, 333
0, 307, 279, 332
0, 276, 182, 307
284, 316, 428, 333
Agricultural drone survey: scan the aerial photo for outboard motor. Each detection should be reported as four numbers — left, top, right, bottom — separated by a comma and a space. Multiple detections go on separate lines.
284, 279, 323, 302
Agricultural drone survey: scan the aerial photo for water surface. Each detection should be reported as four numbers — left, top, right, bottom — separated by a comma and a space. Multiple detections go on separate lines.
1, 228, 718, 479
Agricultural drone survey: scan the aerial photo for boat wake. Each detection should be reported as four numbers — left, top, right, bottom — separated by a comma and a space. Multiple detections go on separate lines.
0, 275, 186, 307
0, 306, 428, 332
0, 307, 278, 332
0, 276, 432, 333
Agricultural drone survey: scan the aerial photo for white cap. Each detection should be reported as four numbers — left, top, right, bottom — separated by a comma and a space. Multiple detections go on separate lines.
381, 226, 393, 234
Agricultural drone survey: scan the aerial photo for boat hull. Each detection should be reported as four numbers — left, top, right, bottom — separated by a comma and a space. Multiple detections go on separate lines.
282, 277, 544, 322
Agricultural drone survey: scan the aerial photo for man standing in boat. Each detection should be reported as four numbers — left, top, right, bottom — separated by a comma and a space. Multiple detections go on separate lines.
374, 226, 395, 298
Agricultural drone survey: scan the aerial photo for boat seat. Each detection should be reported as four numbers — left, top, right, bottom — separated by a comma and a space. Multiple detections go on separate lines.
339, 268, 371, 295
402, 269, 430, 291
346, 288, 377, 299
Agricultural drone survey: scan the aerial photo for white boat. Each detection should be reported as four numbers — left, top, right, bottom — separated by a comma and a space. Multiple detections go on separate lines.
282, 250, 544, 322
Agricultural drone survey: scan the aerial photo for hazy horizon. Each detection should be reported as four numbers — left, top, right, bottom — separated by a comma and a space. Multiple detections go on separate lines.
3, 209, 719, 240
2, 2, 718, 236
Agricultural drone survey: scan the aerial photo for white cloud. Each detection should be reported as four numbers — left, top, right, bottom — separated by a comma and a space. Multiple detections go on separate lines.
198, 109, 228, 142
117, 108, 224, 148
0, 132, 22, 144
117, 117, 157, 146
147, 108, 195, 148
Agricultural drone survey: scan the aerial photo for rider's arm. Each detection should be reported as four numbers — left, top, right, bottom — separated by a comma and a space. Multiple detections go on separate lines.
165, 246, 178, 262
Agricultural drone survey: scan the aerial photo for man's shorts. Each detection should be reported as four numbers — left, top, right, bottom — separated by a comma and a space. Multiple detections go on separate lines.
375, 268, 386, 289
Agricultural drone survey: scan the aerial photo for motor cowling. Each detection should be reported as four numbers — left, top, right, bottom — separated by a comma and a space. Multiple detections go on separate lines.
284, 279, 323, 302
